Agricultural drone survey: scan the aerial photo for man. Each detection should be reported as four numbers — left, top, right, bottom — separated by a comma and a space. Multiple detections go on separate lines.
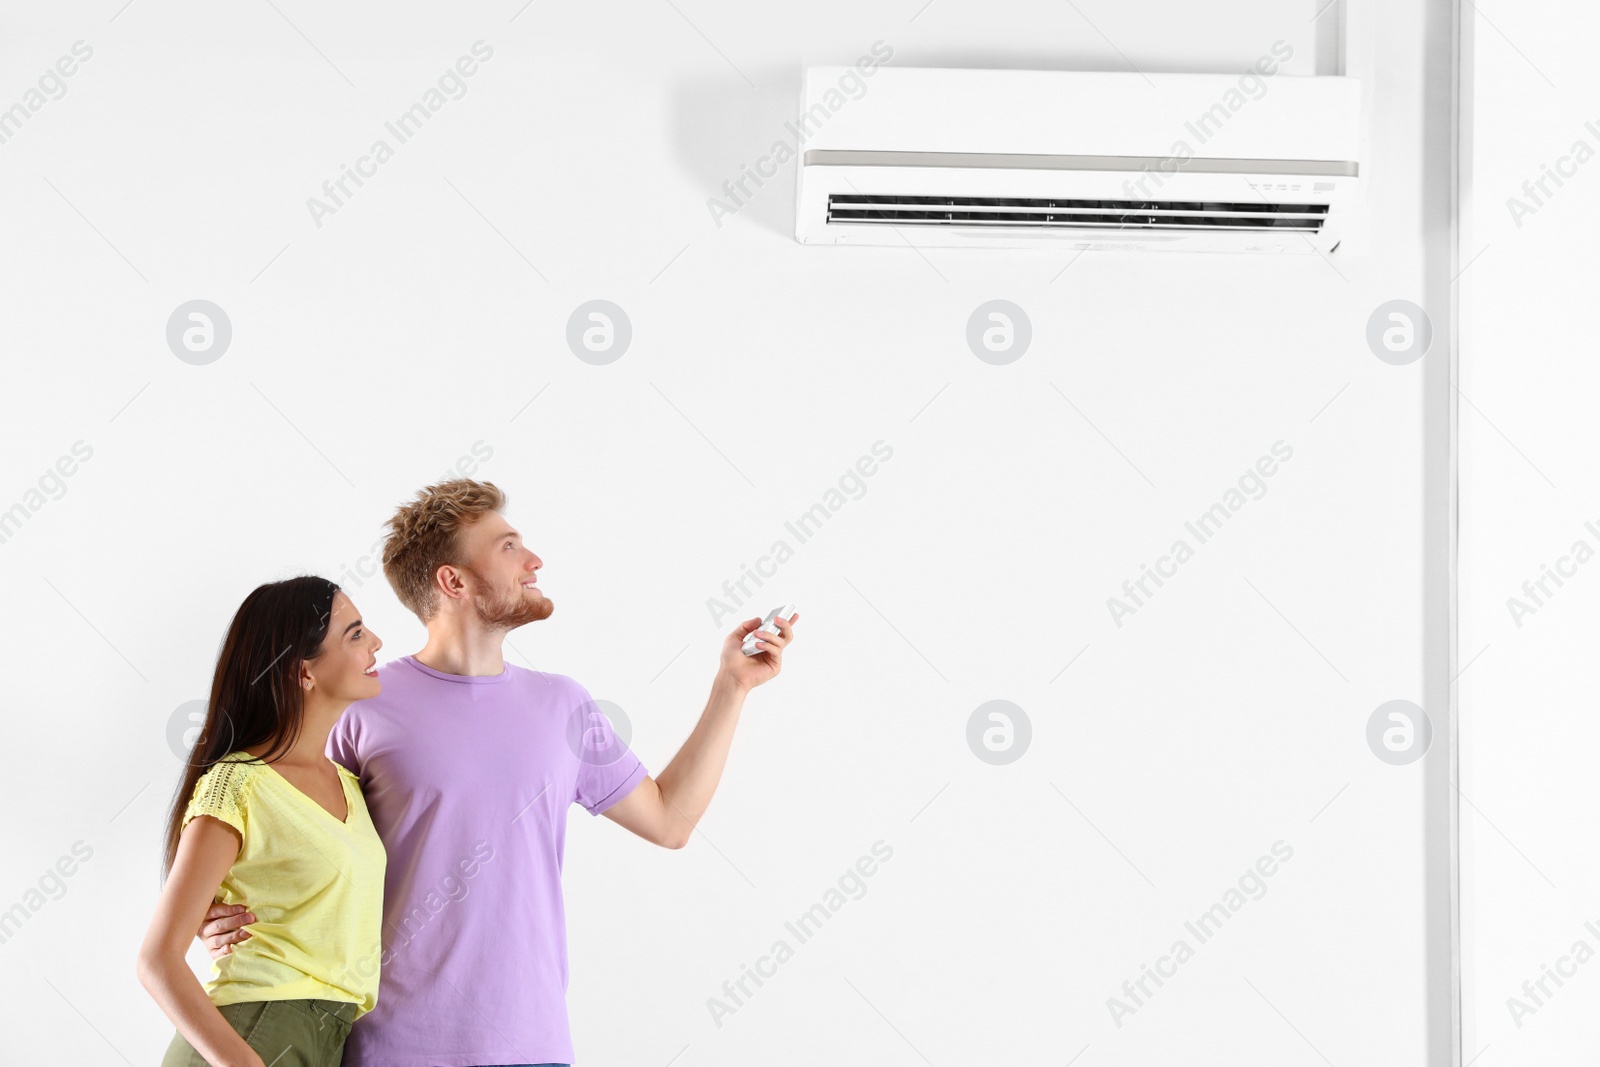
194, 478, 797, 1067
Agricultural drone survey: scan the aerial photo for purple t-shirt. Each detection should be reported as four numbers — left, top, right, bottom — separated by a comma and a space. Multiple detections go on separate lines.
324, 654, 648, 1067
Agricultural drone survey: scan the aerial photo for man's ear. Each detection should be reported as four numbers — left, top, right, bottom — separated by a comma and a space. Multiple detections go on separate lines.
434, 563, 466, 602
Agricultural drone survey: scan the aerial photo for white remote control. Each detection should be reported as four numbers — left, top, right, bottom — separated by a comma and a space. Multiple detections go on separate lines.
741, 604, 796, 656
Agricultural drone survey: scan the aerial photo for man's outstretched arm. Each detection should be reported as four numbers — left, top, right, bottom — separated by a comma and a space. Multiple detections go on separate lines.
602, 611, 797, 849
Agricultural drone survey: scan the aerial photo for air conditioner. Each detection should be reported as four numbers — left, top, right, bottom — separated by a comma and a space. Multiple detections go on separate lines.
794, 66, 1362, 254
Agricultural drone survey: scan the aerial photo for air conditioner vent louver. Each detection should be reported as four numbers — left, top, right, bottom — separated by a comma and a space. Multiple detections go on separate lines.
826, 194, 1331, 233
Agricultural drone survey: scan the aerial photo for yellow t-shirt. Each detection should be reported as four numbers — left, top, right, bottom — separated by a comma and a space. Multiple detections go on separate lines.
182, 751, 386, 1019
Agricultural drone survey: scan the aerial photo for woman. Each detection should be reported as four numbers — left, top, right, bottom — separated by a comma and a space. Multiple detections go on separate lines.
137, 576, 387, 1067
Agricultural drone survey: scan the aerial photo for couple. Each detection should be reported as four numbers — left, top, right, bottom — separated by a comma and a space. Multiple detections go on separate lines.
135, 478, 798, 1067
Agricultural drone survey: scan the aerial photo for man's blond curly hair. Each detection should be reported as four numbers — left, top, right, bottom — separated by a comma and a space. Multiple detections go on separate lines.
382, 478, 507, 622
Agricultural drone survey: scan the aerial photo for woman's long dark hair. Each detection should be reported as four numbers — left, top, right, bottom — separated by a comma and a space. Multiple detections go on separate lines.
161, 575, 341, 880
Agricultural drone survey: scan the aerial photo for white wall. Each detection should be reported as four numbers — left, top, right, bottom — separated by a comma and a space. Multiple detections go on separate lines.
0, 1, 1454, 1063
1460, 2, 1600, 1063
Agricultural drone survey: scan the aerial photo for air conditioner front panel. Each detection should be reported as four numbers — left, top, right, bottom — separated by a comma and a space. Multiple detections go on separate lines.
792, 68, 1361, 253
797, 160, 1352, 252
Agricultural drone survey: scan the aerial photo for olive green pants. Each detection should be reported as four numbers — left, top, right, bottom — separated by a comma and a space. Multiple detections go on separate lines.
160, 998, 357, 1067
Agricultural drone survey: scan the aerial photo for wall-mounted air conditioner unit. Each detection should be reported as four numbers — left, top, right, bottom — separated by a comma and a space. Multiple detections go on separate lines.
794, 67, 1362, 254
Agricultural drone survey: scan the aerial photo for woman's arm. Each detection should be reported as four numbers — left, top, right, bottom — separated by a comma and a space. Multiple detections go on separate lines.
135, 815, 266, 1067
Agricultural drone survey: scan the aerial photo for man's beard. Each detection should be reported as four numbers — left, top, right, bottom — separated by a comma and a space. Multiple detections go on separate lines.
462, 564, 554, 630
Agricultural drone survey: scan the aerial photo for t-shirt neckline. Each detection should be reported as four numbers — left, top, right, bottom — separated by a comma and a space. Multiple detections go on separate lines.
226, 751, 356, 828
401, 653, 512, 684
258, 759, 354, 827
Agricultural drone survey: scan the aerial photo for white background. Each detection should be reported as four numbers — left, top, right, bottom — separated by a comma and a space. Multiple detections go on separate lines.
0, 0, 1463, 1064
1460, 0, 1600, 1064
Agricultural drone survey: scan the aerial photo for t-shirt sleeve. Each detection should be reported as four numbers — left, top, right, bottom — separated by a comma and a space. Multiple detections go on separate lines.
182, 759, 255, 838
326, 707, 362, 776
568, 681, 649, 816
